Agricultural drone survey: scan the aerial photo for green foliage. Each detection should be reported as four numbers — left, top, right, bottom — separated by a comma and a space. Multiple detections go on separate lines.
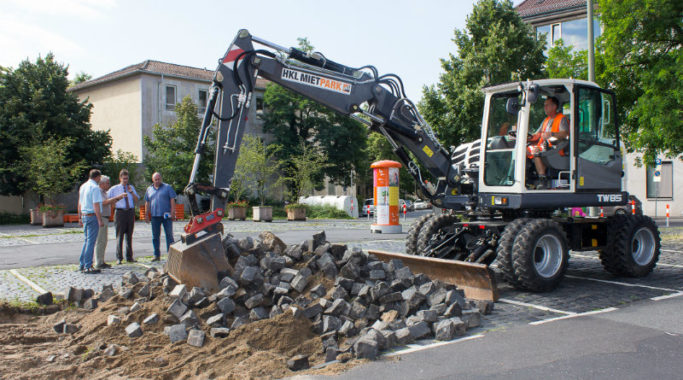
234, 135, 282, 205
546, 40, 588, 80
0, 212, 30, 225
19, 137, 87, 205
282, 143, 331, 203
306, 204, 352, 219
418, 0, 546, 149
0, 53, 112, 195
73, 72, 92, 85
226, 201, 248, 209
364, 132, 417, 197
143, 96, 214, 192
102, 150, 140, 186
597, 0, 682, 165
262, 38, 368, 192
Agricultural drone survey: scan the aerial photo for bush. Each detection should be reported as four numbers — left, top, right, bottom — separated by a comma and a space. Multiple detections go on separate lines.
305, 205, 352, 219
0, 212, 30, 225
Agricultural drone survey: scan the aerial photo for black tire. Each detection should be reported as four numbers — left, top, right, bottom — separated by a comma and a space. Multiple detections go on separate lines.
416, 214, 459, 257
599, 214, 660, 277
495, 218, 531, 286
511, 219, 569, 292
405, 213, 434, 255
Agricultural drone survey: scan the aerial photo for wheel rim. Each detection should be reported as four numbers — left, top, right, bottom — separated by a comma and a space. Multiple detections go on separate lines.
631, 227, 656, 266
533, 234, 563, 278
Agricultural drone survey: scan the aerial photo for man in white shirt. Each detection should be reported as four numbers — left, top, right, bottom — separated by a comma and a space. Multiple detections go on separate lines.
77, 169, 104, 274
107, 169, 140, 264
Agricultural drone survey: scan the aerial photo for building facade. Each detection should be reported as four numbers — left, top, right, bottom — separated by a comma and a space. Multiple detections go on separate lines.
516, 0, 681, 216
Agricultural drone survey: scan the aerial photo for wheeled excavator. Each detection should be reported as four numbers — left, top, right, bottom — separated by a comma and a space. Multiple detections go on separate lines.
165, 30, 661, 301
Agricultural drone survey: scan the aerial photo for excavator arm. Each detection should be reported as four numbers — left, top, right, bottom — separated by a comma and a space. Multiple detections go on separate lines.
185, 29, 471, 221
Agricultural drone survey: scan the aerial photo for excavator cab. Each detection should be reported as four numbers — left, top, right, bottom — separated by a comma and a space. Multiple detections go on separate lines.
478, 80, 623, 209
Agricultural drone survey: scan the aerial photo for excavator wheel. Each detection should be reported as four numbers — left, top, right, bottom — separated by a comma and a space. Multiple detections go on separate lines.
417, 214, 460, 258
405, 213, 434, 255
599, 214, 660, 277
511, 219, 568, 292
495, 218, 531, 287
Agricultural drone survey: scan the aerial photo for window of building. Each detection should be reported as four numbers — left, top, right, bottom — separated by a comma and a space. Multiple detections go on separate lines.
165, 85, 176, 111
646, 162, 673, 199
536, 17, 601, 50
255, 96, 264, 119
198, 89, 208, 114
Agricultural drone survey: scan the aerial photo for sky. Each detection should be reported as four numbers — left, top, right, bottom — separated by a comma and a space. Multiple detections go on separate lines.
0, 0, 524, 101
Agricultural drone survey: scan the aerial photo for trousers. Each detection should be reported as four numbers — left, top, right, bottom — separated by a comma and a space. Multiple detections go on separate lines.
79, 215, 99, 270
94, 221, 108, 267
115, 209, 135, 260
151, 216, 174, 257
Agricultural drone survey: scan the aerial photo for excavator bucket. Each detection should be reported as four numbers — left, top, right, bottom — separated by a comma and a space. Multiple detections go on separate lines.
368, 250, 499, 301
165, 233, 233, 292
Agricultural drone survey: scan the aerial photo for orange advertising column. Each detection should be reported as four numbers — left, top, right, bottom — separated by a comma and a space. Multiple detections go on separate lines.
370, 160, 402, 234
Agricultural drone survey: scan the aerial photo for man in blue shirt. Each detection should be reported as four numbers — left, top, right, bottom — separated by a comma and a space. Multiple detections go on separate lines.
144, 172, 177, 261
108, 169, 140, 264
77, 169, 104, 274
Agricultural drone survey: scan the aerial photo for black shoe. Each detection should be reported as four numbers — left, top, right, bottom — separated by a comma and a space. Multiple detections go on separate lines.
126, 259, 137, 263
151, 257, 160, 262
536, 176, 548, 190
77, 266, 84, 272
117, 259, 122, 265
84, 267, 101, 274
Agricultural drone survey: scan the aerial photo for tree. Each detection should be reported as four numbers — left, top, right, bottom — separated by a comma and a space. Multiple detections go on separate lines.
102, 150, 141, 186
418, 0, 546, 149
262, 38, 368, 191
597, 0, 682, 165
143, 96, 214, 191
0, 53, 112, 195
234, 134, 282, 205
283, 142, 331, 203
73, 72, 92, 85
545, 40, 588, 80
19, 137, 86, 206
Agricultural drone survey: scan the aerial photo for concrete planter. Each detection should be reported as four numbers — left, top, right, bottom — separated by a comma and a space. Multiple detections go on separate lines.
42, 209, 64, 227
228, 207, 247, 221
286, 207, 306, 221
30, 209, 43, 225
252, 206, 273, 222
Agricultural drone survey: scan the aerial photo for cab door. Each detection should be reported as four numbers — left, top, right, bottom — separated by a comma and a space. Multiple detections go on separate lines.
574, 87, 622, 191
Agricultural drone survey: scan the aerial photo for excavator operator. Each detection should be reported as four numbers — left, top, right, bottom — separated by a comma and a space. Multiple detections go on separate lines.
526, 96, 569, 189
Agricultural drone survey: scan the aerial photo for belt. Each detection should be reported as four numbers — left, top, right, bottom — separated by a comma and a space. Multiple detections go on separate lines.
82, 213, 95, 217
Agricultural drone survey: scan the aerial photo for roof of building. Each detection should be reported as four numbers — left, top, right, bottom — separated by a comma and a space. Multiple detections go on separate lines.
515, 0, 586, 19
69, 60, 215, 91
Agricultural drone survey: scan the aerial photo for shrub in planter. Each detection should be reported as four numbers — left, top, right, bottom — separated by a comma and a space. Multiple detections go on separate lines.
227, 201, 248, 221
40, 204, 65, 227
285, 203, 307, 221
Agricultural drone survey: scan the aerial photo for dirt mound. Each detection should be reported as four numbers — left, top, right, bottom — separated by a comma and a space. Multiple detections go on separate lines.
0, 294, 354, 380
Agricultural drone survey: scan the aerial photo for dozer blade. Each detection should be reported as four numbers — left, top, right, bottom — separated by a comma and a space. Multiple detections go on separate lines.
165, 232, 233, 292
368, 250, 499, 301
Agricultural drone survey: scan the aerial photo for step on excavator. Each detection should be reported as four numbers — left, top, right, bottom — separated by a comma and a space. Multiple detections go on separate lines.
166, 30, 661, 301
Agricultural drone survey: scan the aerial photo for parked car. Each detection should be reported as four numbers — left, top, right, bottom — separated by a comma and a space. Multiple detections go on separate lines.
413, 199, 431, 210
360, 198, 375, 217
404, 199, 414, 211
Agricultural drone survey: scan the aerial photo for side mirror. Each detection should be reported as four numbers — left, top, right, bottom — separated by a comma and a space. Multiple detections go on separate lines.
526, 84, 539, 104
506, 98, 519, 114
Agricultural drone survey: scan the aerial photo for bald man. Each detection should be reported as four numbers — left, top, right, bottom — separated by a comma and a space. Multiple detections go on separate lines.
144, 172, 177, 261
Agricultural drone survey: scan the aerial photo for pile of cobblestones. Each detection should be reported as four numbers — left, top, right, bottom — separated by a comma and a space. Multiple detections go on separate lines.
51, 230, 491, 369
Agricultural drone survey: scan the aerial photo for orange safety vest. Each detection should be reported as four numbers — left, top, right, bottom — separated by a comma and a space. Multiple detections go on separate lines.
527, 113, 568, 159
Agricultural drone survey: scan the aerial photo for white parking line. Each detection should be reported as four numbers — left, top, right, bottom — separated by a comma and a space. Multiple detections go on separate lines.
651, 292, 683, 301
529, 307, 618, 326
571, 253, 683, 268
661, 249, 682, 254
383, 334, 485, 357
9, 269, 47, 294
498, 298, 575, 315
565, 274, 680, 292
